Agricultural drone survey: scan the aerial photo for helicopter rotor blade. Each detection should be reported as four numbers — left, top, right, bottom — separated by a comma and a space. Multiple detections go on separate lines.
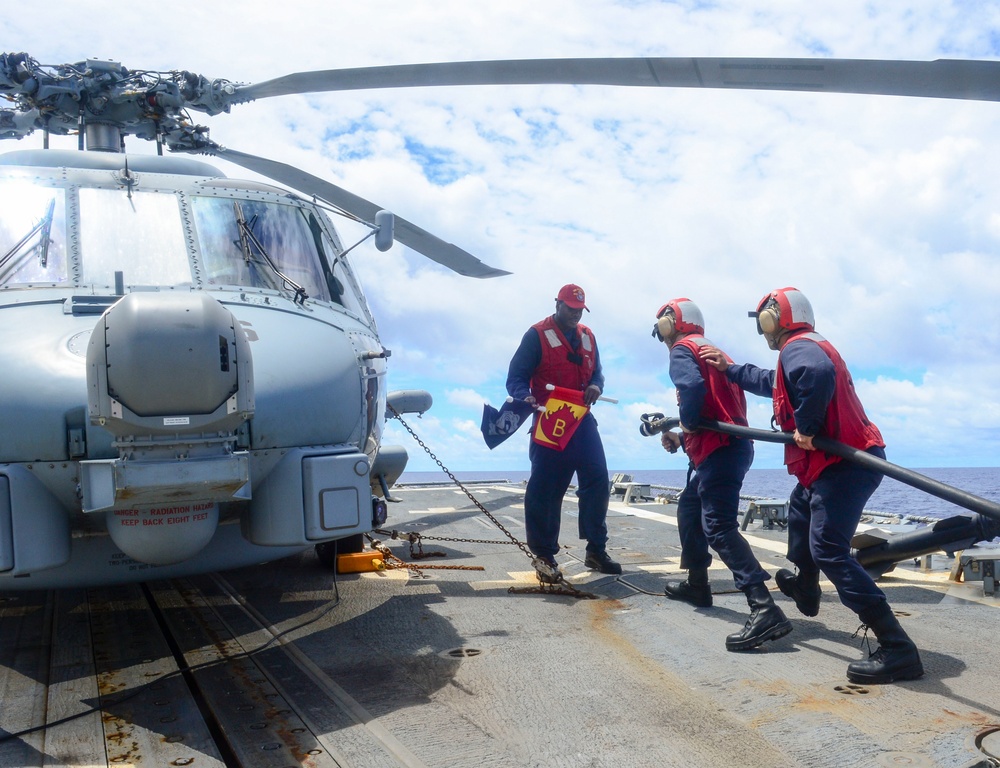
207, 147, 509, 279
231, 57, 1000, 105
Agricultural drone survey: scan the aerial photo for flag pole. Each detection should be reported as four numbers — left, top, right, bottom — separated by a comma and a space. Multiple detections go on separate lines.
508, 395, 545, 413
544, 383, 618, 404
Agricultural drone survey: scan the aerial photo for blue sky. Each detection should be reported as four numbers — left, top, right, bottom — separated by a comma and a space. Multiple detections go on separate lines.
4, 1, 1000, 473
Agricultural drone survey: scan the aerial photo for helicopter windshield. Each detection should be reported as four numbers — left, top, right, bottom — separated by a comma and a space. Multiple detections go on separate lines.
79, 188, 192, 286
0, 172, 367, 314
191, 196, 332, 303
0, 181, 68, 284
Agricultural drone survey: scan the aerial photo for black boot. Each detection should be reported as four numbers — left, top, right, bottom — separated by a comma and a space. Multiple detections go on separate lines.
725, 582, 793, 651
664, 568, 712, 608
846, 602, 924, 684
584, 549, 623, 575
775, 568, 821, 617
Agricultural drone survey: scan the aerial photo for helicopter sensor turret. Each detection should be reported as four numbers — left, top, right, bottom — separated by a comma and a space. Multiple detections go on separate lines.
87, 292, 254, 437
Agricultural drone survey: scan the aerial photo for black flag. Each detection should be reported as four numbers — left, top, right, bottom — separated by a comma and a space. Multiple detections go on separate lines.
481, 398, 535, 449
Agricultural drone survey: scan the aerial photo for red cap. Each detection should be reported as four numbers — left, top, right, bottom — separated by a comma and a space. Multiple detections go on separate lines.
556, 284, 588, 310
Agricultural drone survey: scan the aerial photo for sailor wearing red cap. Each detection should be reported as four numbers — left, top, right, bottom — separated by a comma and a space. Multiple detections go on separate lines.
506, 284, 621, 580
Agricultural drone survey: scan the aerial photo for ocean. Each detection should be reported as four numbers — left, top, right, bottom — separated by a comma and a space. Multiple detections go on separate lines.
398, 466, 1000, 522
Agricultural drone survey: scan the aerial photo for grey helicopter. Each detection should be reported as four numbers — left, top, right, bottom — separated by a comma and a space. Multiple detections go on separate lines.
1, 52, 999, 590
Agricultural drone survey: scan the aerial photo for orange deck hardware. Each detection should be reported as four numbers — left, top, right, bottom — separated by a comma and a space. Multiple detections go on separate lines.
336, 550, 386, 574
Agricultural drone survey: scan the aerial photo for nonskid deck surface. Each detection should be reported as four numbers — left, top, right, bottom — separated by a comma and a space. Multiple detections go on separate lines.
1, 481, 998, 767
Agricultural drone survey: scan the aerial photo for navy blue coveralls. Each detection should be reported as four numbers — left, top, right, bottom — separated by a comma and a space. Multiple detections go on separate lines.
671, 344, 769, 590
506, 327, 610, 561
726, 342, 888, 614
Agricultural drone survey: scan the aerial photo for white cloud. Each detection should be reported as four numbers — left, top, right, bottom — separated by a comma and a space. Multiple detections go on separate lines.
445, 388, 490, 409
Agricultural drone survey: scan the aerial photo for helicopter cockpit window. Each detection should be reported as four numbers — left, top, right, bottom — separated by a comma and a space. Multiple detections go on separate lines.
190, 196, 331, 303
79, 188, 191, 287
0, 182, 68, 286
324, 235, 369, 319
306, 210, 369, 318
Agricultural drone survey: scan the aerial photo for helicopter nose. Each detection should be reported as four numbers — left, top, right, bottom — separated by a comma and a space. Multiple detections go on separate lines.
80, 292, 254, 565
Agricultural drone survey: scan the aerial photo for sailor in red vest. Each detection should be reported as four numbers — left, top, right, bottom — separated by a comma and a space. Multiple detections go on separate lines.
654, 299, 791, 651
506, 284, 621, 581
702, 287, 923, 684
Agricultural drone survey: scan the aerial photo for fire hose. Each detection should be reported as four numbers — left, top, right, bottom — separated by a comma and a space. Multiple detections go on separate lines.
639, 413, 1000, 574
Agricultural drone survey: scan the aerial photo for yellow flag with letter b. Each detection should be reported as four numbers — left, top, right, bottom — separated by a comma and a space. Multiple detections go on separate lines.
532, 385, 589, 451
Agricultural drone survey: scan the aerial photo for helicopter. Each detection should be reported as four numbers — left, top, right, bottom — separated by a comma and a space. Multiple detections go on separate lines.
1, 52, 999, 590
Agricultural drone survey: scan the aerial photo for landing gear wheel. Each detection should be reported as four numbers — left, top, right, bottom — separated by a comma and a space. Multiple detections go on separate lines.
315, 533, 365, 569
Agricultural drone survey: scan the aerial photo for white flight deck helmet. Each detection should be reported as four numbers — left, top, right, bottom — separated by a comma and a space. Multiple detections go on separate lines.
653, 298, 705, 344
751, 286, 815, 349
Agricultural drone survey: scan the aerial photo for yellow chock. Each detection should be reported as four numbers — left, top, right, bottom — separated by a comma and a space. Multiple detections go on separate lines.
336, 550, 386, 574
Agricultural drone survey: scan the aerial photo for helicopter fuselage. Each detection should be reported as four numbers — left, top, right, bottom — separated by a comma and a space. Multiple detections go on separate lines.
0, 149, 402, 589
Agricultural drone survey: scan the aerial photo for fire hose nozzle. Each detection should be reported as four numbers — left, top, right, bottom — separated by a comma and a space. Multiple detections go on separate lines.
639, 412, 681, 437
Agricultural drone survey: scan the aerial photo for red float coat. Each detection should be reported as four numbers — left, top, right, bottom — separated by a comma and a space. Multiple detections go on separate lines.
528, 316, 597, 405
675, 335, 749, 467
775, 332, 885, 487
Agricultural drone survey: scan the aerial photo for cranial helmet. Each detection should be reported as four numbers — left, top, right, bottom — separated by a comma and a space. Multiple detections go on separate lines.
653, 298, 705, 341
752, 287, 815, 336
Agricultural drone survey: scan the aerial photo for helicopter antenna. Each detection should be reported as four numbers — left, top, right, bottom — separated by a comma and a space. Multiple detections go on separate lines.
113, 157, 138, 210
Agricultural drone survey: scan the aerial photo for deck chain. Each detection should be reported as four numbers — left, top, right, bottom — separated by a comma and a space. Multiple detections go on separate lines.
374, 527, 518, 553
387, 406, 597, 599
365, 533, 485, 573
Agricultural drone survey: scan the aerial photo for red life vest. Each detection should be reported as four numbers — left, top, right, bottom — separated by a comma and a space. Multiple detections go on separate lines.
529, 316, 597, 404
675, 335, 749, 467
774, 332, 885, 487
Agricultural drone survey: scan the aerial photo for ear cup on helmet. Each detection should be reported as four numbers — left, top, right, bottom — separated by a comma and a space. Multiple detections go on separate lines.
656, 314, 675, 340
758, 306, 780, 335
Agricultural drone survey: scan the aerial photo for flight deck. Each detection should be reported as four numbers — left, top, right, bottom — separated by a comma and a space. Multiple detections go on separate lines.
2, 480, 998, 767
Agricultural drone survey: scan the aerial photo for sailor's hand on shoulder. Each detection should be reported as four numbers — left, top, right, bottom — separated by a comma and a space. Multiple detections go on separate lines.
699, 346, 729, 371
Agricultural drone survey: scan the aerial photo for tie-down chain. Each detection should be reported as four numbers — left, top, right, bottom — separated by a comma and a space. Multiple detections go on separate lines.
387, 405, 597, 599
